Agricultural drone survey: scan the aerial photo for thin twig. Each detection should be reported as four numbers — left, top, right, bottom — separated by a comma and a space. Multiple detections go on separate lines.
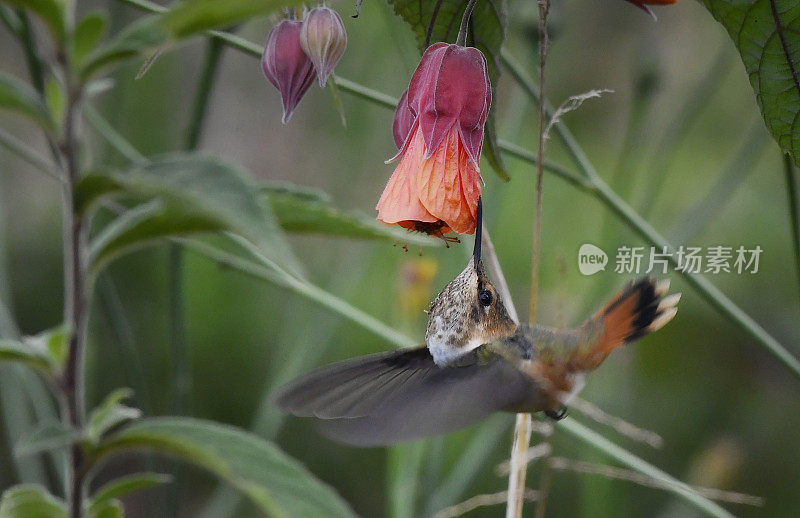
431, 489, 540, 518
548, 457, 764, 507
424, 0, 445, 48
570, 397, 663, 449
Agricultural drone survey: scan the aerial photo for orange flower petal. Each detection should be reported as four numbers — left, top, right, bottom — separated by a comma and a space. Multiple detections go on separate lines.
416, 126, 480, 234
376, 125, 438, 226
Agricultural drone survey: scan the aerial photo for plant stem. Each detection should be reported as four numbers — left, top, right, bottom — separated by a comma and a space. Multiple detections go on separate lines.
425, 0, 445, 48
510, 3, 549, 517
59, 85, 88, 518
784, 154, 800, 307
456, 0, 479, 46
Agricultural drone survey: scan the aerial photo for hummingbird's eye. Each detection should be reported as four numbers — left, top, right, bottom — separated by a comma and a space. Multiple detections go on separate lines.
478, 289, 493, 306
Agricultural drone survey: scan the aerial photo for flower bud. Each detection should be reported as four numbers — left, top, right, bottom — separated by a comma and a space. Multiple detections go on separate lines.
262, 19, 317, 123
300, 6, 347, 87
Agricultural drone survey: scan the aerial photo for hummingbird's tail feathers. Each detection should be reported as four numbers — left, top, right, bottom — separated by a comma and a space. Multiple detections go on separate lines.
580, 277, 679, 370
272, 346, 535, 446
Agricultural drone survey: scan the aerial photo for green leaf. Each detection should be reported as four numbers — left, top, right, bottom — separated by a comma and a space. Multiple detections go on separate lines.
386, 0, 509, 179
89, 205, 229, 273
699, 0, 800, 165
87, 388, 141, 443
86, 500, 121, 518
0, 71, 53, 130
73, 12, 107, 66
97, 417, 356, 518
0, 484, 67, 518
88, 473, 171, 513
162, 0, 300, 39
80, 16, 169, 80
0, 339, 51, 372
43, 76, 64, 127
79, 154, 301, 277
2, 0, 66, 45
14, 423, 81, 458
263, 183, 441, 246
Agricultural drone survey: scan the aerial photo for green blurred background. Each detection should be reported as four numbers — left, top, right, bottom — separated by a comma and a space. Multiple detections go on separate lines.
1, 0, 799, 516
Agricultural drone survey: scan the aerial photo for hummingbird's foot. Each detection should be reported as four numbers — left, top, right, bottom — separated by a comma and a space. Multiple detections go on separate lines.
545, 405, 568, 421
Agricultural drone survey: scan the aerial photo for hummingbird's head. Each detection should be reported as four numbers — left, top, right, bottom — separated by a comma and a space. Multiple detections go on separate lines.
425, 260, 518, 366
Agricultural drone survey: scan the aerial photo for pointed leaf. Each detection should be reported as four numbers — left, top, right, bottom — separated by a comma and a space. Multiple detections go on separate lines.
89, 473, 171, 513
263, 183, 441, 246
163, 0, 302, 39
80, 15, 169, 80
79, 154, 301, 277
14, 423, 81, 458
86, 500, 122, 518
0, 339, 51, 372
2, 0, 66, 44
87, 388, 141, 443
73, 12, 107, 66
0, 484, 67, 518
0, 71, 53, 130
97, 417, 356, 518
699, 0, 800, 165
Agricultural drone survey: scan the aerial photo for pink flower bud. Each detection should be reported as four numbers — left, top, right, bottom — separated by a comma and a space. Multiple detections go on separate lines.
300, 6, 347, 87
262, 19, 317, 123
392, 89, 413, 149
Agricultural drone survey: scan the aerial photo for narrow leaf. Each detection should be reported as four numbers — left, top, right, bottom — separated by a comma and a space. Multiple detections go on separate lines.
0, 484, 67, 518
80, 15, 169, 79
86, 500, 122, 518
87, 388, 141, 443
14, 423, 81, 458
2, 0, 66, 44
263, 184, 440, 246
699, 0, 800, 164
89, 473, 171, 514
0, 71, 53, 130
79, 154, 301, 276
163, 0, 301, 39
0, 339, 52, 373
73, 12, 107, 66
97, 417, 356, 518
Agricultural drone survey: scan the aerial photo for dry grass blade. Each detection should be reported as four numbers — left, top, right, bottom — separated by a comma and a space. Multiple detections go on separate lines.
549, 457, 764, 507
431, 489, 540, 518
570, 397, 663, 449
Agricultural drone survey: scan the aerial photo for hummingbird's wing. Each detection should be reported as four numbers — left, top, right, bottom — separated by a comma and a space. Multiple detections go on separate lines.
272, 346, 535, 446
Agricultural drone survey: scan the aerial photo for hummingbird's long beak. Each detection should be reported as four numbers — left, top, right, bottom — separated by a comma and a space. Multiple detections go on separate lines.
473, 197, 483, 271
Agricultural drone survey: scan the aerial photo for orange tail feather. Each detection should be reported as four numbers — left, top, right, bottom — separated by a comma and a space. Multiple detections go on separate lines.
577, 277, 679, 370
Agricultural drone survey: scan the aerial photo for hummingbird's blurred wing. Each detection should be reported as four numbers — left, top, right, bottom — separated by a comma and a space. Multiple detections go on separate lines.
272, 346, 535, 446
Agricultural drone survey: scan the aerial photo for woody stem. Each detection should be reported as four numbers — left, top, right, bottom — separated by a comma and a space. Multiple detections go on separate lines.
456, 0, 480, 46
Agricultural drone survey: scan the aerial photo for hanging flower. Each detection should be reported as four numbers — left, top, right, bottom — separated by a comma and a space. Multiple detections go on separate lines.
300, 6, 347, 87
377, 43, 491, 237
262, 18, 317, 123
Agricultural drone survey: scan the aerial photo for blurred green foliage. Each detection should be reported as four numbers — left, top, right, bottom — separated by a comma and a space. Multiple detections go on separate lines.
1, 0, 799, 516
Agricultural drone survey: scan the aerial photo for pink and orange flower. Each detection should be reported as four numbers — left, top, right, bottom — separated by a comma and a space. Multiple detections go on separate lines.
376, 42, 491, 238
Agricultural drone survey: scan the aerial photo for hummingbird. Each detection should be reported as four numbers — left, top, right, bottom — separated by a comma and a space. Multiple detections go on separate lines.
273, 202, 680, 446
